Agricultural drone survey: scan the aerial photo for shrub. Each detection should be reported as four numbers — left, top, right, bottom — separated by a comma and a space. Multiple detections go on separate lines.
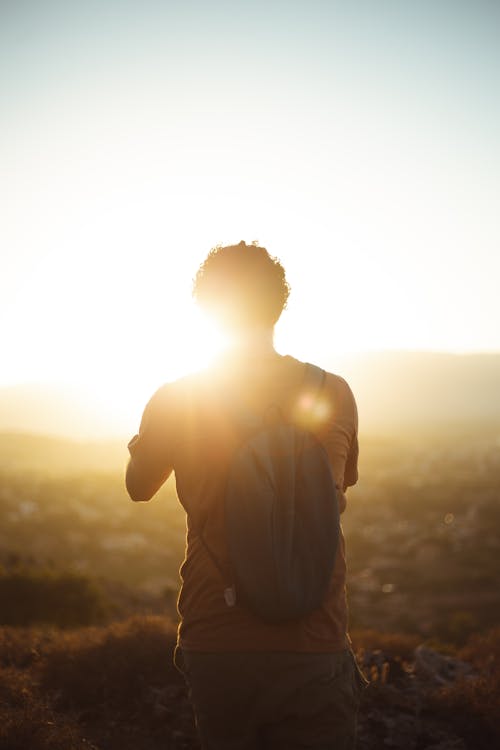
0, 569, 109, 628
41, 616, 181, 714
0, 618, 196, 750
0, 625, 48, 668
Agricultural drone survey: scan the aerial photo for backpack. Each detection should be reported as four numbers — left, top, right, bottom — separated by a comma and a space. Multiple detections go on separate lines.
201, 363, 340, 623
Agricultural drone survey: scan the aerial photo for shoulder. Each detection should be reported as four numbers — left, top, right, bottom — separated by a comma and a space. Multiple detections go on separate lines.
299, 359, 358, 427
287, 356, 356, 402
323, 370, 358, 421
143, 368, 219, 420
142, 381, 177, 418
324, 370, 356, 402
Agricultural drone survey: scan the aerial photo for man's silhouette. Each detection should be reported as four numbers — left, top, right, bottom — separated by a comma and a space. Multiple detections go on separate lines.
126, 241, 365, 749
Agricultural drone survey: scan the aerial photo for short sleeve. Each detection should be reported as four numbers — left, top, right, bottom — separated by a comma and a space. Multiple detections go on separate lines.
126, 384, 177, 500
343, 430, 359, 490
317, 374, 359, 493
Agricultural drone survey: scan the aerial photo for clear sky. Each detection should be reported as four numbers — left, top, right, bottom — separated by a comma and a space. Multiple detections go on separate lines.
1, 0, 499, 410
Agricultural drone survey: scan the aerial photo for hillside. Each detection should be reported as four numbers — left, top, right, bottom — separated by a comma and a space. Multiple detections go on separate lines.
0, 411, 499, 750
0, 432, 125, 475
0, 429, 498, 636
1, 617, 498, 750
329, 351, 500, 433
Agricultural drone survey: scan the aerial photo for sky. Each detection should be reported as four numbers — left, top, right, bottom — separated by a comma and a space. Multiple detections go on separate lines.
1, 0, 499, 415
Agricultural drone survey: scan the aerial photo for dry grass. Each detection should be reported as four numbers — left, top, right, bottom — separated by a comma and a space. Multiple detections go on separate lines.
427, 627, 500, 748
1, 618, 500, 750
351, 628, 421, 661
0, 666, 88, 750
41, 616, 181, 713
0, 616, 195, 750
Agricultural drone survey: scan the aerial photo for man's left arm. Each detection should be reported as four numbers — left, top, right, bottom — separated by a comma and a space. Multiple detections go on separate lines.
320, 374, 359, 513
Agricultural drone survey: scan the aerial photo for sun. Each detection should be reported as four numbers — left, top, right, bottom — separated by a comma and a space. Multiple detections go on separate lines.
84, 302, 230, 436
165, 304, 230, 379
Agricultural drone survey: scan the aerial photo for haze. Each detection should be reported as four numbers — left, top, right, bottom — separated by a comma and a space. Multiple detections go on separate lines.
1, 1, 499, 420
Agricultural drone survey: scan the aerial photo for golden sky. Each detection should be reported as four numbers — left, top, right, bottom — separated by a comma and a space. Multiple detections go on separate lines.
2, 1, 499, 411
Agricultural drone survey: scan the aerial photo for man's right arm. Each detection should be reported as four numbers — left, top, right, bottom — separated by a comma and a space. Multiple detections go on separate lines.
125, 387, 174, 502
126, 447, 172, 502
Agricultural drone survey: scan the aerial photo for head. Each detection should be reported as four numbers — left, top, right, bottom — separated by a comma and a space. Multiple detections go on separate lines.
193, 241, 290, 336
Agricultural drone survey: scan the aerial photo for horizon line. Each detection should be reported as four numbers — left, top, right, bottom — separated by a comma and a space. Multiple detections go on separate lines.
1, 347, 500, 390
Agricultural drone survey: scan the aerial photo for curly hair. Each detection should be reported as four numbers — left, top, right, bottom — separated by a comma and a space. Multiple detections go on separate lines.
193, 241, 290, 329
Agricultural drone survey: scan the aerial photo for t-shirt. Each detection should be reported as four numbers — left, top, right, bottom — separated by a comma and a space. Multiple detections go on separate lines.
126, 352, 359, 653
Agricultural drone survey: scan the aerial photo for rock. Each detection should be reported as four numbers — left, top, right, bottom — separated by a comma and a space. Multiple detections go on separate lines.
423, 736, 466, 750
414, 646, 475, 685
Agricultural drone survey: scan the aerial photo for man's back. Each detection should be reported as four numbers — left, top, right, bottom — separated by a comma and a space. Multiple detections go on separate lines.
127, 351, 358, 653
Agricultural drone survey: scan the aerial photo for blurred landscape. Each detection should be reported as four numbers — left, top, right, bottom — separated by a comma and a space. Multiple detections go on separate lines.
0, 351, 499, 749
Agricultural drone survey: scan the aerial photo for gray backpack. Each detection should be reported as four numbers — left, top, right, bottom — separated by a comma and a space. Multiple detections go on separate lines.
202, 364, 339, 623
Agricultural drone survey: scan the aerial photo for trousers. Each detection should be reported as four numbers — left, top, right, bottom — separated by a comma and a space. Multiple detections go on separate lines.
175, 648, 367, 750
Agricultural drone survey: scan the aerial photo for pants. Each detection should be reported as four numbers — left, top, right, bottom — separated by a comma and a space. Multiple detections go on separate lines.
175, 649, 367, 750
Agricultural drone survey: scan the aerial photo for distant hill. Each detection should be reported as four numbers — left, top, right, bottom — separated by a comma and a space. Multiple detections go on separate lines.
329, 351, 500, 434
0, 352, 499, 440
0, 432, 125, 474
0, 382, 131, 440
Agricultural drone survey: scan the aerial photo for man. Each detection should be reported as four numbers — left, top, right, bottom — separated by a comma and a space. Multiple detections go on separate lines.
126, 241, 365, 749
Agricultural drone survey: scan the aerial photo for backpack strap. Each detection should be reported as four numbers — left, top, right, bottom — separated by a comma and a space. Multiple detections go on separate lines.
302, 363, 326, 400
196, 520, 237, 607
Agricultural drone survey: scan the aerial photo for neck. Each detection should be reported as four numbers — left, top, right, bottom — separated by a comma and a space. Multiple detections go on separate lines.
225, 327, 275, 357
